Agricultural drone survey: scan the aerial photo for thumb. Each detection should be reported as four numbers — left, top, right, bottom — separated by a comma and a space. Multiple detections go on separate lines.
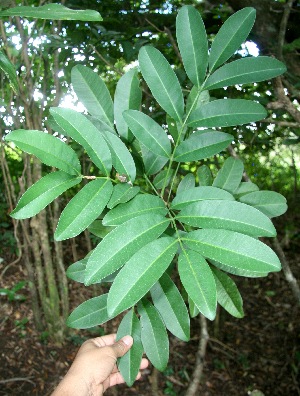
110, 335, 133, 358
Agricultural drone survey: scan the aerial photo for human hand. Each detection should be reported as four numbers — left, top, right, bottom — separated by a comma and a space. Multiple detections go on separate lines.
51, 334, 149, 396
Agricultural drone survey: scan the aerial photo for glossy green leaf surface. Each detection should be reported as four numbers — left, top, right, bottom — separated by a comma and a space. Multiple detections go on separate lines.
171, 186, 234, 210
0, 4, 102, 20
213, 157, 244, 193
188, 295, 200, 318
123, 110, 171, 158
71, 65, 113, 126
88, 220, 114, 239
5, 129, 81, 175
239, 191, 288, 218
85, 214, 170, 285
55, 179, 113, 241
0, 51, 18, 93
234, 181, 259, 198
141, 144, 168, 175
107, 184, 140, 209
102, 131, 137, 183
176, 5, 208, 87
114, 68, 142, 141
107, 237, 178, 316
211, 267, 244, 318
176, 200, 276, 237
116, 310, 143, 386
139, 46, 184, 122
188, 99, 267, 128
10, 171, 81, 219
197, 165, 213, 186
174, 130, 233, 162
209, 7, 256, 72
66, 259, 87, 283
205, 57, 287, 90
153, 169, 175, 189
103, 194, 167, 226
178, 250, 216, 320
67, 294, 111, 329
186, 87, 210, 114
150, 273, 190, 341
184, 229, 281, 277
138, 299, 169, 371
177, 173, 195, 195
50, 108, 112, 175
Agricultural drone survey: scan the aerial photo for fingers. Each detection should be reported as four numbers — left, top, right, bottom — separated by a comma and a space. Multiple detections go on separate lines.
110, 335, 133, 358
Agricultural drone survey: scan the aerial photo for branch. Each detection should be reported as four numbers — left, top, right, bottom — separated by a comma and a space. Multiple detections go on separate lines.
185, 315, 209, 396
260, 118, 300, 128
277, 0, 295, 61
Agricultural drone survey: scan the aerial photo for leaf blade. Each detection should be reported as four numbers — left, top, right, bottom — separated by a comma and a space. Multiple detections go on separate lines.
239, 191, 288, 218
212, 157, 244, 193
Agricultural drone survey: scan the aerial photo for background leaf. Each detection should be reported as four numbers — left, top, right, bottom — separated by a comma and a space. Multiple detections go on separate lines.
239, 191, 288, 218
150, 273, 190, 341
107, 184, 140, 209
10, 171, 81, 219
209, 7, 256, 72
184, 229, 282, 277
177, 173, 195, 194
213, 157, 244, 193
116, 309, 143, 386
176, 5, 208, 87
174, 131, 233, 162
71, 65, 113, 127
50, 108, 112, 175
66, 259, 87, 283
197, 165, 213, 186
0, 4, 103, 21
85, 214, 170, 285
139, 46, 184, 122
0, 50, 18, 93
140, 144, 168, 175
107, 237, 178, 316
55, 179, 113, 241
114, 68, 142, 141
5, 129, 81, 175
178, 250, 217, 320
138, 299, 169, 371
187, 99, 267, 128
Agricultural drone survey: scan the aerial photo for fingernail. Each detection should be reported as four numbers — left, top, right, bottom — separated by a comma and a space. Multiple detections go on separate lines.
122, 335, 133, 346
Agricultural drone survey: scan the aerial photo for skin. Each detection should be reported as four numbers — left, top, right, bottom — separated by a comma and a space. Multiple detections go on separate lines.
51, 334, 149, 396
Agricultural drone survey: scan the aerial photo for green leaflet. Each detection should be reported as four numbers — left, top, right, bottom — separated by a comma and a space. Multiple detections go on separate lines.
66, 259, 87, 283
197, 165, 213, 186
67, 294, 112, 329
184, 229, 281, 277
239, 191, 288, 218
107, 184, 140, 209
177, 173, 195, 195
187, 99, 267, 128
100, 130, 137, 183
10, 171, 81, 219
176, 200, 276, 237
140, 144, 168, 176
188, 296, 200, 318
50, 108, 112, 175
71, 65, 113, 127
55, 179, 113, 241
0, 51, 18, 93
123, 110, 171, 158
114, 68, 142, 141
171, 186, 234, 210
116, 309, 143, 387
103, 194, 168, 226
138, 299, 169, 371
211, 266, 244, 318
85, 214, 170, 285
213, 157, 244, 193
139, 46, 184, 122
176, 5, 208, 87
0, 4, 102, 21
209, 7, 256, 72
186, 88, 210, 114
178, 250, 217, 320
150, 273, 190, 341
204, 57, 287, 90
107, 237, 178, 316
88, 220, 114, 239
153, 169, 175, 189
174, 130, 233, 162
5, 129, 81, 176
234, 181, 259, 198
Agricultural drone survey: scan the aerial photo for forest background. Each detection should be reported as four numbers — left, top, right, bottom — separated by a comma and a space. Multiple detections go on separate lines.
0, 0, 299, 395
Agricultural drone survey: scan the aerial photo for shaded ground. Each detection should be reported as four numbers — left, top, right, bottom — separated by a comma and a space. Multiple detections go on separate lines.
1, 230, 299, 395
